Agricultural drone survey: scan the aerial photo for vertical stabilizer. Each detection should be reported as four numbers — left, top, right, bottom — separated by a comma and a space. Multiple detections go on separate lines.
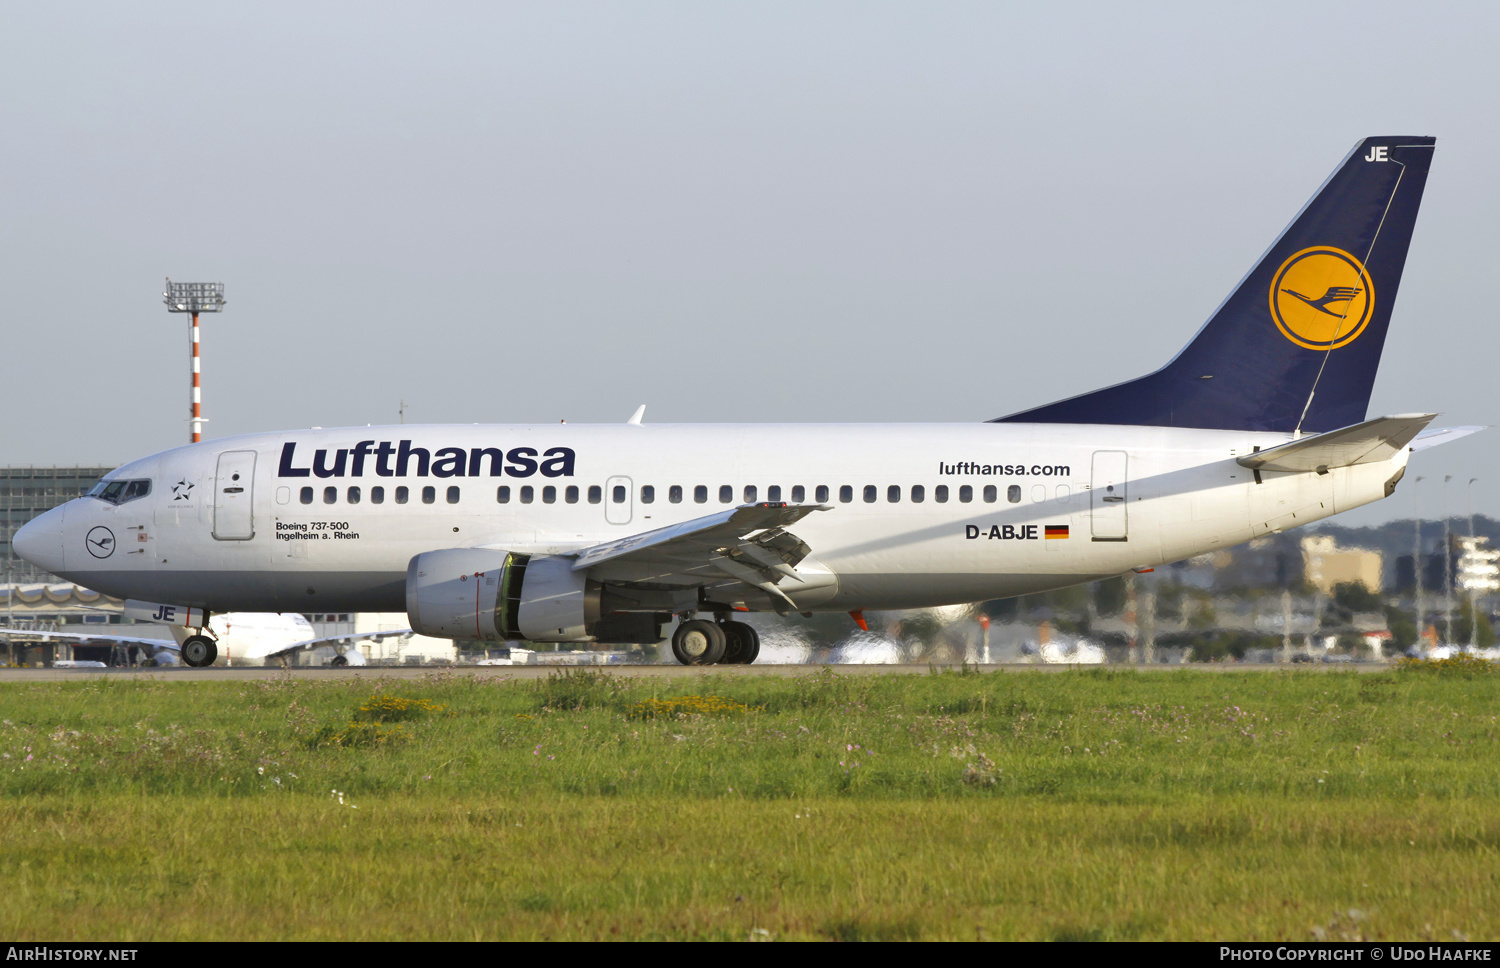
995, 137, 1435, 432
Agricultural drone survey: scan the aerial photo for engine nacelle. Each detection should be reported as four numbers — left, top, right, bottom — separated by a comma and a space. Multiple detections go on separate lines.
405, 548, 597, 642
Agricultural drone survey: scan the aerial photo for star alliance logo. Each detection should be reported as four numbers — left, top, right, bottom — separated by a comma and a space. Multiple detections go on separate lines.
171, 480, 195, 501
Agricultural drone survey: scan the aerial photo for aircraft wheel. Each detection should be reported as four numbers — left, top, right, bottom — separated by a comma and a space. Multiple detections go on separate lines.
672, 620, 726, 665
720, 621, 760, 664
181, 635, 217, 668
330, 655, 349, 668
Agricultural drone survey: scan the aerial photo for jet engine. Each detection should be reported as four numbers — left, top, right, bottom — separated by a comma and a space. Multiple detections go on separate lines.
405, 548, 597, 642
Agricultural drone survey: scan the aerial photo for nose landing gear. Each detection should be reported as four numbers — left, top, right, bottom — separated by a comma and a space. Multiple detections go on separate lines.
181, 633, 218, 667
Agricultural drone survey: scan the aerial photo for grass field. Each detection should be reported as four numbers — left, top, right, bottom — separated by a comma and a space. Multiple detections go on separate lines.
2, 663, 1498, 940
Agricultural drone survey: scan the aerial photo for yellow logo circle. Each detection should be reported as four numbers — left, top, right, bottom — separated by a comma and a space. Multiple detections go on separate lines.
1268, 246, 1374, 350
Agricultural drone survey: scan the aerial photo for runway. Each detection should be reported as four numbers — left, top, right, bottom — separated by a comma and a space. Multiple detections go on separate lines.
0, 661, 1394, 682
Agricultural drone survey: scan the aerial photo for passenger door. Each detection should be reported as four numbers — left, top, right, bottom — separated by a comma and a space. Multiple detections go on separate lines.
213, 451, 257, 540
1090, 450, 1128, 541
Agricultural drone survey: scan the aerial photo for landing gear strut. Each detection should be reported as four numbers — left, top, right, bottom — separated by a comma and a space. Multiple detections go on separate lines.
181, 634, 218, 668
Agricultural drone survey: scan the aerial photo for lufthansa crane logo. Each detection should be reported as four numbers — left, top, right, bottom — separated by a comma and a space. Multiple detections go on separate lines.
1268, 246, 1374, 350
86, 526, 116, 559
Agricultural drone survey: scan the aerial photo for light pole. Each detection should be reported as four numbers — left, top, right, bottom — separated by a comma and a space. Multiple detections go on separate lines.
163, 280, 226, 443
1468, 478, 1480, 649
1444, 475, 1453, 645
1413, 475, 1425, 650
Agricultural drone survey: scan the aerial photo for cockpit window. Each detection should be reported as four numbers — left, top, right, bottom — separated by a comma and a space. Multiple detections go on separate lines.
88, 479, 152, 505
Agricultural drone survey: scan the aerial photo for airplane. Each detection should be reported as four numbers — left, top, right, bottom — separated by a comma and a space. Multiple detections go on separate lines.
0, 611, 408, 667
13, 135, 1483, 667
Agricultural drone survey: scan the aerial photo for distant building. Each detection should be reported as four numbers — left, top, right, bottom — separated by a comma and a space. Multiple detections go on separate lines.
1301, 535, 1382, 595
1, 466, 114, 585
1456, 536, 1500, 595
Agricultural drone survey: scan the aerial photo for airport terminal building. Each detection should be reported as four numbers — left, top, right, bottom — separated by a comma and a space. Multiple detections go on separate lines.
1, 466, 113, 586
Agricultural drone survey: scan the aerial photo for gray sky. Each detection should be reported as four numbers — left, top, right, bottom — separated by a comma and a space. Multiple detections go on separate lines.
2, 2, 1496, 527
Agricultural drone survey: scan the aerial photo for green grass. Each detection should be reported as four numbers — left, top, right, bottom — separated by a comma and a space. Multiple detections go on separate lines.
2, 666, 1498, 939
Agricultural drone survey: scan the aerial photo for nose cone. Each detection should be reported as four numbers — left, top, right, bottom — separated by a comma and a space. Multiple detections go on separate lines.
14, 505, 66, 573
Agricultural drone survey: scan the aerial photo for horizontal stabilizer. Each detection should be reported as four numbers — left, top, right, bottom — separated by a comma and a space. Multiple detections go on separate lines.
1410, 425, 1488, 452
1236, 413, 1435, 473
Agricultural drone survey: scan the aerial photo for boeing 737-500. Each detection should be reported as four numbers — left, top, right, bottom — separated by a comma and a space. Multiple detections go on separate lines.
14, 136, 1480, 665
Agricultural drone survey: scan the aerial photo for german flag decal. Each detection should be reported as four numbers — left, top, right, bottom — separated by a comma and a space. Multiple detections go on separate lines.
1045, 525, 1070, 540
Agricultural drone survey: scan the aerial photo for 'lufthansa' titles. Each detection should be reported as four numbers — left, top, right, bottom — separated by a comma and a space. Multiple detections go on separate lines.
277, 441, 576, 479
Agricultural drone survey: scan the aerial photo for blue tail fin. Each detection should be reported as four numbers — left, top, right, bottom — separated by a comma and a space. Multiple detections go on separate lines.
994, 137, 1436, 433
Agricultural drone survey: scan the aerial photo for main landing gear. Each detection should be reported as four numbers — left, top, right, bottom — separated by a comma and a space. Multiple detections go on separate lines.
181, 633, 218, 668
671, 618, 761, 666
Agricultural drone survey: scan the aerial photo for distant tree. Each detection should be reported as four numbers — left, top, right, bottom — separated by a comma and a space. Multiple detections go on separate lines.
1384, 606, 1417, 649
1333, 581, 1383, 613
1094, 576, 1127, 617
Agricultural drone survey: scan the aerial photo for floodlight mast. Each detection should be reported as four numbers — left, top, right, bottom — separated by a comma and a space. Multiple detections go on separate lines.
162, 280, 225, 443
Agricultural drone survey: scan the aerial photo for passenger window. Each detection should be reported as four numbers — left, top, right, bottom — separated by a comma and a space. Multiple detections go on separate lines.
935, 485, 948, 503
641, 485, 654, 504
448, 486, 461, 504
744, 485, 757, 503
669, 485, 683, 504
396, 486, 409, 505
887, 485, 900, 503
543, 486, 556, 504
588, 485, 602, 504
768, 485, 782, 502
815, 485, 828, 503
324, 486, 337, 505
983, 485, 997, 503
1008, 485, 1022, 503
959, 485, 973, 503
300, 486, 314, 505
911, 485, 925, 503
863, 485, 877, 503
347, 486, 361, 504
422, 486, 436, 505
520, 486, 534, 504
719, 485, 732, 504
276, 486, 290, 505
497, 486, 510, 504
1031, 484, 1046, 503
792, 485, 805, 503
839, 485, 853, 503
1056, 484, 1070, 503
371, 486, 385, 505
566, 485, 579, 504
694, 485, 708, 504
613, 485, 627, 504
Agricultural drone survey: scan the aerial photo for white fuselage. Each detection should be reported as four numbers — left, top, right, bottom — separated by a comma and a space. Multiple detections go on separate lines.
21, 421, 1408, 619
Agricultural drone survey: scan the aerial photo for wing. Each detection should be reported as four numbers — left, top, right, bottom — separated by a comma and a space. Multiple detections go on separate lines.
0, 627, 179, 653
263, 628, 413, 660
561, 502, 833, 614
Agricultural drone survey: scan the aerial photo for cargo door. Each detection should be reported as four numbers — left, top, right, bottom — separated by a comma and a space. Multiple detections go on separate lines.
1090, 450, 1128, 541
213, 451, 257, 540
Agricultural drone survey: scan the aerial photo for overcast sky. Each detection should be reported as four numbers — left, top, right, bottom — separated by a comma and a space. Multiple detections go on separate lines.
2, 2, 1496, 527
